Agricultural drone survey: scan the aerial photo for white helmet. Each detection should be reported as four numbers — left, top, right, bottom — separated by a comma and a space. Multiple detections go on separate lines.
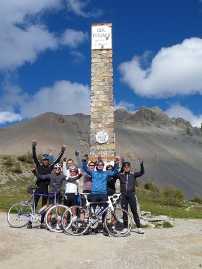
54, 163, 61, 169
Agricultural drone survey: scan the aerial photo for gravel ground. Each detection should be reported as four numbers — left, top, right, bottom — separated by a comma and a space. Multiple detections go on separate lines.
0, 213, 202, 269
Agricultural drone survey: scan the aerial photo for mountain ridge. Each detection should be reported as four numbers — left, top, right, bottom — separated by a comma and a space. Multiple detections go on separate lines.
0, 107, 202, 198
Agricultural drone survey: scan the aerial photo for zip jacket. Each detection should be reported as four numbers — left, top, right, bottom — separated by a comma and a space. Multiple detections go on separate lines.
32, 144, 65, 187
119, 162, 145, 193
82, 160, 119, 194
38, 173, 66, 193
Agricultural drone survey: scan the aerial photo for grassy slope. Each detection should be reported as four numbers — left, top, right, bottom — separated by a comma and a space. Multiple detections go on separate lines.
137, 187, 202, 219
0, 155, 35, 210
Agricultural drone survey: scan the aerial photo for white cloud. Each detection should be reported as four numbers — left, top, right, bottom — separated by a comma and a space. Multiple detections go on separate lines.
0, 25, 58, 71
0, 0, 92, 71
66, 0, 102, 17
119, 38, 202, 98
0, 111, 22, 124
1, 81, 90, 118
165, 104, 202, 127
61, 29, 88, 48
116, 101, 136, 111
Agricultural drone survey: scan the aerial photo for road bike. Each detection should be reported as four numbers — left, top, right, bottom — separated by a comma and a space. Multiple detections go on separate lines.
7, 187, 72, 233
62, 193, 132, 237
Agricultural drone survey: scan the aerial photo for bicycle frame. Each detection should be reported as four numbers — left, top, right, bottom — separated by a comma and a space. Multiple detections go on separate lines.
79, 193, 121, 225
29, 190, 58, 222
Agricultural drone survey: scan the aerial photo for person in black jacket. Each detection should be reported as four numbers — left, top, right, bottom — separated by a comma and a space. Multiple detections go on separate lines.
32, 140, 66, 208
119, 160, 145, 234
106, 164, 118, 196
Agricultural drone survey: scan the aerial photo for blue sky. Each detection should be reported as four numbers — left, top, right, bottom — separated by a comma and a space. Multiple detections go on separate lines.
1, 0, 202, 127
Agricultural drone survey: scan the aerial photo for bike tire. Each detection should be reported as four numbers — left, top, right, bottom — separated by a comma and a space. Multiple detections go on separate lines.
104, 207, 132, 237
62, 206, 90, 236
7, 201, 32, 228
45, 204, 70, 233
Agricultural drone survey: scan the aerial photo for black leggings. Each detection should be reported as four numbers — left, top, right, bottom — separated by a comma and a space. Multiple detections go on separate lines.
121, 193, 141, 228
34, 190, 48, 209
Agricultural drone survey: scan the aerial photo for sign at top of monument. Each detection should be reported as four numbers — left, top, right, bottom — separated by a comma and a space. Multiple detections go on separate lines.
91, 23, 112, 50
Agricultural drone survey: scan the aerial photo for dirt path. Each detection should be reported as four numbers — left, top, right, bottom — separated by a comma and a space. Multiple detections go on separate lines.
0, 213, 202, 269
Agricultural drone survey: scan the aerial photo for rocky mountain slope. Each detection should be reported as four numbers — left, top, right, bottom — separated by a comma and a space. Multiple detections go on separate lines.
0, 107, 202, 198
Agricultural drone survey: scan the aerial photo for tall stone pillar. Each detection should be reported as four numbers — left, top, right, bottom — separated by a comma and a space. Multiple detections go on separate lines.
90, 23, 115, 162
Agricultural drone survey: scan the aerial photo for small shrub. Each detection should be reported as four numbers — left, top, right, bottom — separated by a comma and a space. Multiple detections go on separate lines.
2, 156, 13, 167
17, 152, 33, 164
162, 221, 174, 228
144, 182, 159, 193
11, 163, 23, 174
191, 197, 202, 204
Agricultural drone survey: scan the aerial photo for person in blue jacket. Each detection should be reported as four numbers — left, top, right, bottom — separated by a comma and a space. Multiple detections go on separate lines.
82, 157, 118, 200
81, 155, 118, 235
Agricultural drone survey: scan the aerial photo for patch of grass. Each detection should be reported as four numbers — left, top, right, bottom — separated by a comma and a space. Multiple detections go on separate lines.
139, 199, 202, 219
137, 182, 202, 219
162, 187, 184, 207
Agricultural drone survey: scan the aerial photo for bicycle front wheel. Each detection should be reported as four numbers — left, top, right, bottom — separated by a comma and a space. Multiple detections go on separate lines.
62, 206, 90, 236
45, 204, 70, 233
7, 202, 32, 228
104, 207, 132, 237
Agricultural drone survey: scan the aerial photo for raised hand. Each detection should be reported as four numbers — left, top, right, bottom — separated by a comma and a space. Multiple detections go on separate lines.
83, 154, 89, 161
61, 145, 66, 151
137, 158, 143, 164
32, 140, 37, 146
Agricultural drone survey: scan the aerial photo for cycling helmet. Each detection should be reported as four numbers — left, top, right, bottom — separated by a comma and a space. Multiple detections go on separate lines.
42, 154, 50, 161
54, 163, 61, 169
122, 161, 131, 167
106, 164, 113, 170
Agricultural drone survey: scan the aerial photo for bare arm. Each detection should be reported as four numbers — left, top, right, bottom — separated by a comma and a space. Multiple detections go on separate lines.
62, 161, 69, 177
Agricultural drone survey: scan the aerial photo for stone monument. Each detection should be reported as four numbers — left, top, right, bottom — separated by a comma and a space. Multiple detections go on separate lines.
90, 23, 115, 162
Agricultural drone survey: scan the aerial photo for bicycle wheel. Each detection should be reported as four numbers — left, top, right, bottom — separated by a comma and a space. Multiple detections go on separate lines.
104, 207, 132, 237
7, 201, 32, 228
45, 204, 70, 233
62, 206, 90, 236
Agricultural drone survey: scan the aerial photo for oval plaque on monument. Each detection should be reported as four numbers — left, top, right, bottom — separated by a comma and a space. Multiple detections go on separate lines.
96, 131, 109, 144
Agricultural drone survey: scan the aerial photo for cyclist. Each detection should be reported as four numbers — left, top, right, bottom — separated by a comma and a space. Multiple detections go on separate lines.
36, 163, 66, 227
82, 156, 119, 235
63, 165, 82, 208
37, 163, 66, 203
75, 151, 94, 193
106, 163, 118, 196
28, 141, 66, 228
119, 160, 145, 234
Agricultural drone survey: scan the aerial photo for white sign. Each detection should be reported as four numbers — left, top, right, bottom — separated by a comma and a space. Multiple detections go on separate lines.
96, 131, 109, 144
92, 24, 112, 50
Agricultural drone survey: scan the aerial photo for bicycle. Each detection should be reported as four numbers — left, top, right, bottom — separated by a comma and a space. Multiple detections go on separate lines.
7, 187, 72, 233
62, 193, 132, 237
